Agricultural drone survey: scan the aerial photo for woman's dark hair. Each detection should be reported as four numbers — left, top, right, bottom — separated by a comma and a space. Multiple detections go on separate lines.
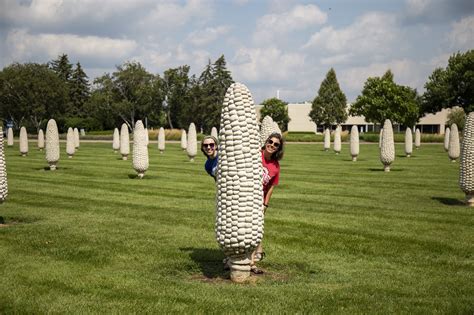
264, 132, 284, 161
200, 135, 218, 157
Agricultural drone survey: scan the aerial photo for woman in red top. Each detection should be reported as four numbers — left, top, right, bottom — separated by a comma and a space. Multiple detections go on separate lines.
251, 132, 284, 274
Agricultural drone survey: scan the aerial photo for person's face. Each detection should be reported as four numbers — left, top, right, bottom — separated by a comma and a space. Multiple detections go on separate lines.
265, 137, 280, 155
203, 139, 216, 157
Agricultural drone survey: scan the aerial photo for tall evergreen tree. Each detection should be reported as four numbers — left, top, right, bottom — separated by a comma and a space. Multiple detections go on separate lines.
49, 54, 73, 82
309, 68, 348, 129
70, 62, 90, 116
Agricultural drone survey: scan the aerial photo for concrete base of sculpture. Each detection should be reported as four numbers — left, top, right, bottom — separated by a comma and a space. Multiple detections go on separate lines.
49, 163, 57, 171
406, 154, 411, 158
122, 155, 128, 160
68, 155, 73, 159
160, 151, 164, 154
465, 194, 474, 206
189, 158, 194, 162
451, 159, 457, 163
137, 172, 145, 179
384, 165, 390, 172
352, 156, 357, 161
229, 256, 251, 283
114, 150, 118, 153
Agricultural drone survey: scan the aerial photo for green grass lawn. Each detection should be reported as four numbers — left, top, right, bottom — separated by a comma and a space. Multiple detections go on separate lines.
0, 141, 473, 313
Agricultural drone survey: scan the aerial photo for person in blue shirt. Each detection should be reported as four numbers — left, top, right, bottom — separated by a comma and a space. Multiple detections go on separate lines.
201, 135, 218, 180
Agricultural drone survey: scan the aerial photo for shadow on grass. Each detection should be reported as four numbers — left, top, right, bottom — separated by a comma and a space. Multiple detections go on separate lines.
431, 196, 465, 206
368, 168, 403, 172
180, 247, 228, 279
127, 174, 153, 179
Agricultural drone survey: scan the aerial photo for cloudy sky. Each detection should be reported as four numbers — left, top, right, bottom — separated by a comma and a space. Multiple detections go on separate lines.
0, 0, 473, 103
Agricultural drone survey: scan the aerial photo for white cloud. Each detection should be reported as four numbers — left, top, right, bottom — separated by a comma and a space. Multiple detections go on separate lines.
405, 0, 432, 16
448, 15, 474, 49
186, 26, 231, 46
5, 29, 137, 64
253, 4, 327, 43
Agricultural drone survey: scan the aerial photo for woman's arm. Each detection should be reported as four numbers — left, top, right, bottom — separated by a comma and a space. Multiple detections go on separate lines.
264, 185, 275, 207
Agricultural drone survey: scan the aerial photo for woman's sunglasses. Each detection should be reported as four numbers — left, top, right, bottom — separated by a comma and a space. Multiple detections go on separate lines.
203, 143, 215, 149
267, 139, 280, 148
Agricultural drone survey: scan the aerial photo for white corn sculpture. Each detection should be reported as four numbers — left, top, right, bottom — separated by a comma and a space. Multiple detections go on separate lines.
7, 128, 13, 147
350, 125, 359, 161
459, 112, 474, 206
405, 127, 413, 157
120, 123, 130, 160
415, 128, 421, 149
448, 123, 460, 162
181, 129, 187, 151
45, 119, 60, 170
66, 127, 75, 158
444, 127, 450, 152
132, 120, 149, 179
333, 125, 341, 154
211, 127, 218, 139
73, 127, 80, 149
272, 121, 282, 135
112, 128, 120, 153
19, 126, 28, 156
324, 128, 330, 151
0, 127, 8, 203
260, 116, 275, 147
158, 127, 165, 154
187, 123, 197, 162
38, 129, 44, 151
215, 82, 263, 283
380, 119, 395, 172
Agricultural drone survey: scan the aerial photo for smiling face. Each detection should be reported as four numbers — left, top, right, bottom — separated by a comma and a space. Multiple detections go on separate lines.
265, 136, 281, 155
202, 139, 217, 158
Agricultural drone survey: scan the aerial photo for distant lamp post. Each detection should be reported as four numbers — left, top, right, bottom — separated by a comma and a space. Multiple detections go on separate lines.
163, 95, 173, 129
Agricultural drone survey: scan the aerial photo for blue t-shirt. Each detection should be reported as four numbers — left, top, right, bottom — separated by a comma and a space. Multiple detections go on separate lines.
205, 154, 218, 179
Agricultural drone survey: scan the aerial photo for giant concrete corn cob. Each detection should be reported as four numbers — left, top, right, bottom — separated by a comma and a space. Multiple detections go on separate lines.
45, 119, 60, 170
415, 128, 421, 149
66, 127, 75, 158
181, 129, 187, 151
215, 82, 263, 283
112, 128, 120, 153
380, 119, 395, 172
38, 129, 44, 151
187, 123, 197, 162
73, 127, 80, 149
333, 125, 341, 154
132, 120, 149, 178
405, 127, 413, 157
444, 127, 450, 152
120, 123, 130, 160
7, 128, 13, 147
459, 112, 474, 206
0, 127, 8, 202
272, 121, 282, 135
350, 125, 359, 161
448, 123, 460, 162
260, 116, 275, 147
211, 127, 218, 139
324, 128, 330, 151
19, 126, 28, 156
158, 127, 165, 153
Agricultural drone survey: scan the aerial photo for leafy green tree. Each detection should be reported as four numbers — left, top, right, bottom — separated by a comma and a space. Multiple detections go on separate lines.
0, 63, 68, 131
423, 50, 474, 113
260, 98, 290, 131
162, 66, 191, 129
69, 62, 90, 116
446, 107, 466, 131
309, 68, 348, 128
350, 70, 421, 127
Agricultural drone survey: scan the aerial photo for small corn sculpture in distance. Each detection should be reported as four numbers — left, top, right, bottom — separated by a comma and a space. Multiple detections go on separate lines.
0, 127, 8, 203
45, 119, 60, 170
215, 82, 263, 283
415, 128, 421, 149
132, 120, 149, 179
120, 123, 130, 160
112, 128, 120, 153
405, 127, 413, 158
459, 112, 474, 206
19, 126, 28, 157
66, 127, 75, 158
350, 125, 359, 161
38, 129, 44, 151
324, 128, 330, 151
187, 123, 197, 162
180, 129, 187, 151
73, 127, 80, 149
444, 127, 450, 152
260, 116, 275, 147
333, 125, 341, 154
211, 127, 218, 139
158, 127, 165, 154
7, 128, 13, 147
448, 123, 460, 162
380, 119, 395, 172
